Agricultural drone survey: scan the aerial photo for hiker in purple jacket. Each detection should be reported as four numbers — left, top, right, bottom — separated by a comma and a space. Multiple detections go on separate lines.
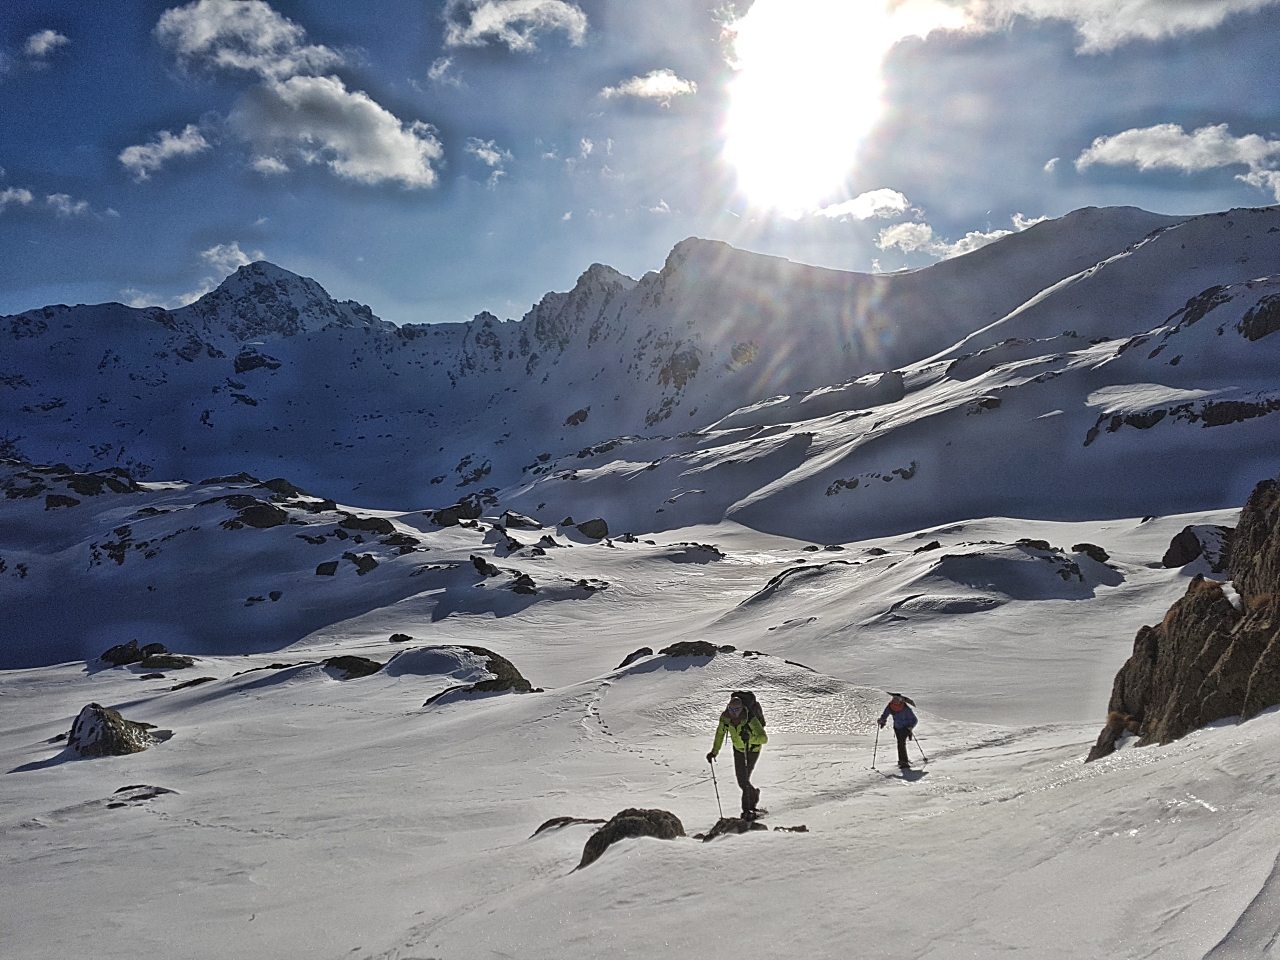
878, 693, 918, 769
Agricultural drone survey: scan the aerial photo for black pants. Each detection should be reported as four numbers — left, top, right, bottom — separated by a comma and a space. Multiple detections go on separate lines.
895, 727, 912, 767
733, 748, 761, 813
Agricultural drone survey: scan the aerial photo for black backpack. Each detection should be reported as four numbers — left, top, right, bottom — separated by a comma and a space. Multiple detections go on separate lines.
732, 690, 765, 726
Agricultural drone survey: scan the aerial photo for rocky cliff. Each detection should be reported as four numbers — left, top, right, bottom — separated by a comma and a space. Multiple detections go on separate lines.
1087, 474, 1280, 760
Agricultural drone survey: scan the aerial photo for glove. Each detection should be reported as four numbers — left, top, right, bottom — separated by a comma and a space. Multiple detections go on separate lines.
878, 718, 885, 728
907, 729, 915, 740
706, 751, 716, 763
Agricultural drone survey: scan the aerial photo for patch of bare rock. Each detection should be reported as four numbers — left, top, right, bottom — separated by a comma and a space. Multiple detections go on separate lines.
1088, 475, 1280, 760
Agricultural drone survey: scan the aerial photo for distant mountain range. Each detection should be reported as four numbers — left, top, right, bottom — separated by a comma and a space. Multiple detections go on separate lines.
3, 204, 1278, 539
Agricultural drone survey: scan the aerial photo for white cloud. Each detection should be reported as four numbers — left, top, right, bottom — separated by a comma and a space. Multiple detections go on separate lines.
147, 2, 441, 190
1076, 122, 1280, 200
124, 240, 265, 308
230, 75, 443, 188
647, 200, 671, 214
561, 211, 572, 220
877, 211, 1045, 260
0, 187, 35, 211
428, 56, 462, 87
466, 138, 512, 187
957, 0, 1280, 53
24, 29, 70, 59
251, 155, 290, 175
46, 193, 89, 217
815, 189, 912, 221
579, 138, 593, 158
1044, 156, 1060, 172
201, 241, 262, 274
466, 138, 512, 168
601, 69, 697, 106
155, 0, 343, 79
443, 0, 588, 51
118, 124, 211, 181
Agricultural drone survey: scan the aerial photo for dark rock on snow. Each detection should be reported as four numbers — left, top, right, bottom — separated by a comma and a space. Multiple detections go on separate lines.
471, 554, 500, 577
389, 633, 413, 643
422, 645, 539, 705
1087, 475, 1280, 760
659, 640, 733, 657
578, 808, 684, 868
576, 518, 609, 540
531, 815, 608, 837
1161, 524, 1232, 572
617, 647, 653, 669
696, 816, 769, 842
501, 510, 542, 529
324, 655, 383, 679
140, 654, 194, 670
315, 560, 339, 576
1073, 542, 1110, 564
67, 703, 156, 757
338, 513, 396, 536
100, 640, 169, 666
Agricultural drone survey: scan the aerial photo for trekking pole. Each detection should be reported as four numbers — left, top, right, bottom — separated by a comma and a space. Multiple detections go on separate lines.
708, 756, 724, 819
913, 733, 928, 764
871, 725, 880, 770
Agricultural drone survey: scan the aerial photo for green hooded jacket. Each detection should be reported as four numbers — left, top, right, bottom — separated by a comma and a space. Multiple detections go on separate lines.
710, 712, 767, 756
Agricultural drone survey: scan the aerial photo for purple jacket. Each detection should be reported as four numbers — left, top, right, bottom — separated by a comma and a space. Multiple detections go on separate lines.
880, 702, 917, 730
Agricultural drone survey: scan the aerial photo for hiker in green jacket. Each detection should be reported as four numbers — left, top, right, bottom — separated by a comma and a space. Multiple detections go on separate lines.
707, 694, 768, 818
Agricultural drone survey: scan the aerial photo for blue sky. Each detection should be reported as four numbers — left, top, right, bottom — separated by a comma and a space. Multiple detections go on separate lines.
3, 0, 1280, 324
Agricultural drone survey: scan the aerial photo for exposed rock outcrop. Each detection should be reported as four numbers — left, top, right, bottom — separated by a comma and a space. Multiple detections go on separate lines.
1162, 524, 1232, 571
67, 703, 156, 757
1087, 477, 1280, 760
575, 518, 609, 540
323, 655, 383, 679
578, 808, 684, 868
101, 640, 168, 666
422, 646, 539, 705
659, 640, 733, 657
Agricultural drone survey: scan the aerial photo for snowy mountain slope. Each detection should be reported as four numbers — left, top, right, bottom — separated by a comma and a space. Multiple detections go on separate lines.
1, 206, 1180, 508
3, 505, 1279, 960
502, 238, 1280, 542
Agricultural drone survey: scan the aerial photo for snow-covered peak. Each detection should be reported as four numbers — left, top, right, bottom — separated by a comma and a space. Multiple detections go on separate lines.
175, 261, 384, 342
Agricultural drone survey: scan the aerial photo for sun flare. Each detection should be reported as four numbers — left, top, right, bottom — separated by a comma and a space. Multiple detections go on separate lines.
723, 0, 967, 215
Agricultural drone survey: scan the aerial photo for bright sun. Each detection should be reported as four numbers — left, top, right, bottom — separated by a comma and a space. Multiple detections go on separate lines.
724, 0, 966, 215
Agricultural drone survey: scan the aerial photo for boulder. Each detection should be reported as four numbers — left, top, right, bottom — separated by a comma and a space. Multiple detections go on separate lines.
578, 808, 684, 868
343, 552, 378, 575
659, 640, 729, 658
470, 554, 500, 577
324, 655, 383, 679
101, 640, 145, 666
576, 518, 609, 540
531, 816, 608, 837
101, 641, 169, 666
617, 647, 653, 669
315, 560, 339, 576
422, 646, 538, 705
338, 513, 396, 536
696, 817, 770, 842
141, 653, 194, 670
1162, 528, 1205, 567
501, 511, 542, 529
67, 703, 155, 758
1073, 542, 1110, 564
511, 573, 538, 595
